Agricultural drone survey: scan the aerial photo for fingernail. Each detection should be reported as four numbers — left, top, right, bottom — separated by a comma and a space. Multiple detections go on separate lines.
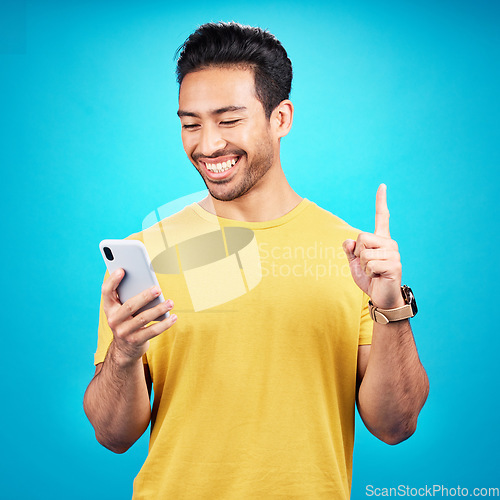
166, 299, 174, 307
171, 314, 177, 322
152, 286, 161, 296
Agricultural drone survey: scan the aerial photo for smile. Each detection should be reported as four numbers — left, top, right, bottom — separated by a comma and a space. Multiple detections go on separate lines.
202, 157, 238, 173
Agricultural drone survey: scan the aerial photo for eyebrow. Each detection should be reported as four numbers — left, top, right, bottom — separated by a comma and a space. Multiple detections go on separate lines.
177, 106, 247, 118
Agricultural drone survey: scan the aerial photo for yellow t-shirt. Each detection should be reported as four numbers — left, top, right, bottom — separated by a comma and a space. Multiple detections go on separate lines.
95, 199, 372, 499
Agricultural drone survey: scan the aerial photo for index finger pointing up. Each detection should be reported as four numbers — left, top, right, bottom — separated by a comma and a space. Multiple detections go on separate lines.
374, 183, 390, 237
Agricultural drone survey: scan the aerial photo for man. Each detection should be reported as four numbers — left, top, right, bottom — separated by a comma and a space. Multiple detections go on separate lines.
84, 22, 429, 499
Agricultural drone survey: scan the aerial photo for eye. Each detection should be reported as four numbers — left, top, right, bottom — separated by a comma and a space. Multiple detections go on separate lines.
220, 119, 240, 126
182, 123, 200, 130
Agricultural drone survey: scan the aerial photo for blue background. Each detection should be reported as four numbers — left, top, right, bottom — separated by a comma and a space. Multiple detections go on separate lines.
2, 0, 499, 498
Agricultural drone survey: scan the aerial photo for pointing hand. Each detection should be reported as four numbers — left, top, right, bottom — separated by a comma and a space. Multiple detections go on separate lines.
342, 184, 404, 309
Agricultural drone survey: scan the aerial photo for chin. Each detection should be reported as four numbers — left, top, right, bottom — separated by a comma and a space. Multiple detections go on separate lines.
207, 190, 241, 202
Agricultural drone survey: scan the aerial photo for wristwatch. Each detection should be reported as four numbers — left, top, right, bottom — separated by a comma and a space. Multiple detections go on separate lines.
368, 285, 418, 324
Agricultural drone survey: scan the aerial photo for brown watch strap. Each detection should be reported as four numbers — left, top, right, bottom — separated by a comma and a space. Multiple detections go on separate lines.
368, 302, 414, 325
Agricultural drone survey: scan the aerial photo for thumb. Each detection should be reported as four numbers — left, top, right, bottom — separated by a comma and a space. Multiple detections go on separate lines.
343, 239, 357, 262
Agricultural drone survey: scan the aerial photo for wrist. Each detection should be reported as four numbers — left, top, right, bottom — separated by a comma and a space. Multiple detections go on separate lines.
369, 285, 418, 324
108, 341, 145, 370
370, 295, 406, 309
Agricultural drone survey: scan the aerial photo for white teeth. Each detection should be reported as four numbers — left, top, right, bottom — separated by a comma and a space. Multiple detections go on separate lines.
204, 158, 238, 173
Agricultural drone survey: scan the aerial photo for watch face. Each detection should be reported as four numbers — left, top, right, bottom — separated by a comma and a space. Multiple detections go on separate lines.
403, 285, 418, 316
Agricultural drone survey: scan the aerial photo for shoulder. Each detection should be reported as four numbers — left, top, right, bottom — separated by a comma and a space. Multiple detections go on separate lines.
125, 203, 217, 252
302, 200, 362, 240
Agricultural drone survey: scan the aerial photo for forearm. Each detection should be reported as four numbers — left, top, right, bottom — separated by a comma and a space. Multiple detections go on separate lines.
357, 320, 429, 444
83, 341, 152, 453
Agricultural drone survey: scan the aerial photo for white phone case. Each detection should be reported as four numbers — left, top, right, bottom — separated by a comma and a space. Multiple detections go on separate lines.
99, 239, 169, 321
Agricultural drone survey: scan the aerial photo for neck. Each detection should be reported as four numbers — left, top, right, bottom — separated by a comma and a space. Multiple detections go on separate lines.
198, 162, 302, 222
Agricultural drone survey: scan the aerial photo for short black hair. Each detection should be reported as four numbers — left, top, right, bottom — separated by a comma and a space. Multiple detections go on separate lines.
176, 22, 293, 118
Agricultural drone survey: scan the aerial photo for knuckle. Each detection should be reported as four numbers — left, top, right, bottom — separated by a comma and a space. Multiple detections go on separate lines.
136, 313, 148, 327
360, 248, 373, 262
101, 281, 110, 295
114, 327, 125, 340
107, 314, 117, 330
126, 332, 138, 345
123, 301, 134, 315
114, 322, 128, 338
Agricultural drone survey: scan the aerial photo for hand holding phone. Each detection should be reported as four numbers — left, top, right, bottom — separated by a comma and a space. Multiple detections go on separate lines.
99, 239, 177, 364
100, 239, 169, 321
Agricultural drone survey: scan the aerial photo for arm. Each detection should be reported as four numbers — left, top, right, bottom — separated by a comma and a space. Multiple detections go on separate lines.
356, 321, 429, 445
83, 347, 152, 454
83, 269, 177, 454
343, 184, 429, 445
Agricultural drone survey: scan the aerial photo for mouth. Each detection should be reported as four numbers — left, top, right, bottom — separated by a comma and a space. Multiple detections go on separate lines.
199, 155, 241, 180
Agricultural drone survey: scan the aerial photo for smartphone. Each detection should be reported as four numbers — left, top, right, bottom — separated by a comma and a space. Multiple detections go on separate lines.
99, 239, 169, 322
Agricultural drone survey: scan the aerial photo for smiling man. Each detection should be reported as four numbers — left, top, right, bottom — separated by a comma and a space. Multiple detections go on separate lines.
177, 64, 298, 219
84, 22, 429, 499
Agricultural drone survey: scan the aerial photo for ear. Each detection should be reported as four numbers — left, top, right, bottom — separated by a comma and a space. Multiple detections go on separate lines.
270, 100, 294, 139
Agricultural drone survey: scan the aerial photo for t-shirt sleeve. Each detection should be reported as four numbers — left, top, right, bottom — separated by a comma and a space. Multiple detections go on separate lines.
358, 292, 372, 345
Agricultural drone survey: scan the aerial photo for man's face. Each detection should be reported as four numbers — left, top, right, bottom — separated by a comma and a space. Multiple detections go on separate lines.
178, 66, 275, 202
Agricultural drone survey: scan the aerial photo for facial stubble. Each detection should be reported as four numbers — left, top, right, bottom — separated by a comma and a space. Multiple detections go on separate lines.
198, 135, 274, 202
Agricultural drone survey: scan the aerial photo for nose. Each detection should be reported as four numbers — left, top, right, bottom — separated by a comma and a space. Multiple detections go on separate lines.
198, 123, 226, 156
